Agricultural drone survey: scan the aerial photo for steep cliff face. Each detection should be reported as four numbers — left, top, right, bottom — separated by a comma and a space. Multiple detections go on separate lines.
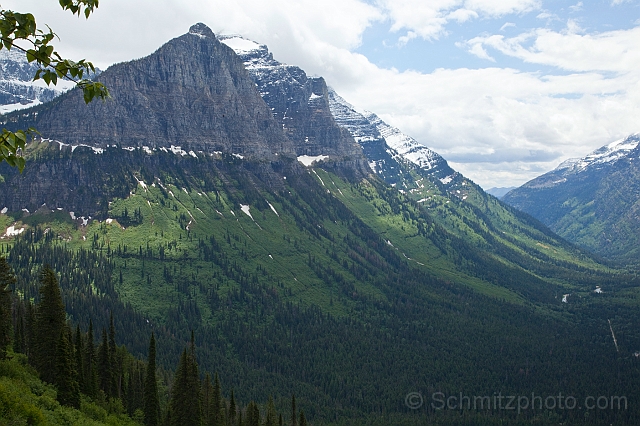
218, 35, 369, 175
0, 141, 297, 217
2, 24, 294, 160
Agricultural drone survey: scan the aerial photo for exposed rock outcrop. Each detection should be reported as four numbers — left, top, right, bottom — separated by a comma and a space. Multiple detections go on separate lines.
2, 24, 294, 160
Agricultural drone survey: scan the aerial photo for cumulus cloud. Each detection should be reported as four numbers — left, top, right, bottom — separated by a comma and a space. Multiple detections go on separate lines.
460, 23, 640, 73
377, 0, 541, 42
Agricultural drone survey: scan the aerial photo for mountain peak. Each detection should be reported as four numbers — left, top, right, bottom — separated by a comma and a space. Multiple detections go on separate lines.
1, 25, 294, 159
555, 133, 640, 174
188, 23, 215, 39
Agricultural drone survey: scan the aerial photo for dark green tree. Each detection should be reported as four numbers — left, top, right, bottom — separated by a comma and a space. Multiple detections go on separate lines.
108, 312, 118, 397
290, 394, 297, 426
202, 373, 216, 426
265, 395, 277, 426
144, 333, 160, 426
74, 325, 85, 393
32, 266, 66, 384
228, 389, 237, 425
170, 347, 202, 426
0, 255, 16, 359
298, 411, 306, 426
245, 401, 260, 426
84, 319, 98, 398
12, 300, 25, 354
55, 329, 80, 408
98, 327, 111, 395
212, 372, 222, 426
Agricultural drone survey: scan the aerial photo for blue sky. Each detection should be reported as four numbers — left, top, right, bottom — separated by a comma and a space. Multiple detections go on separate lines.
358, 1, 639, 74
4, 0, 640, 188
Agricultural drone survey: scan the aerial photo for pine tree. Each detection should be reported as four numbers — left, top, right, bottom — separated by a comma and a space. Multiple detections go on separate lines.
202, 374, 213, 426
298, 411, 306, 426
265, 395, 277, 426
144, 333, 160, 426
109, 312, 119, 397
33, 266, 66, 384
74, 325, 85, 393
212, 372, 222, 426
55, 329, 80, 408
0, 256, 16, 359
98, 327, 111, 396
25, 300, 34, 363
170, 347, 202, 426
245, 401, 260, 426
13, 302, 25, 354
228, 389, 237, 425
84, 319, 98, 398
290, 394, 297, 426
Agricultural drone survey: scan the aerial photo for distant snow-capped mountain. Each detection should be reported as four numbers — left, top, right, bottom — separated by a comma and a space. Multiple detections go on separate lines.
555, 134, 639, 176
0, 49, 75, 114
503, 133, 640, 261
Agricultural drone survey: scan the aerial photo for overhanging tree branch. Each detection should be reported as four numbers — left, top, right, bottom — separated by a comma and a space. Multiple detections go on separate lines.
0, 1, 109, 172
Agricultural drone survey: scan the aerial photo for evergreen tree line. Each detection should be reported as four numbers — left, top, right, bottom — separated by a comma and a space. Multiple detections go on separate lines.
0, 256, 308, 426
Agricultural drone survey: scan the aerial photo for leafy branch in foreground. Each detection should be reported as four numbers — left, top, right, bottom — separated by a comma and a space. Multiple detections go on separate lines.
0, 1, 110, 171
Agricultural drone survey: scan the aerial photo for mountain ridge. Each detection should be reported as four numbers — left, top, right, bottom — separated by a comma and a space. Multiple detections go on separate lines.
504, 133, 640, 261
1, 23, 295, 160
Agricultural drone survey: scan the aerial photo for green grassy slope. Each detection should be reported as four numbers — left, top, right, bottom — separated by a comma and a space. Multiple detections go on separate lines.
0, 353, 138, 426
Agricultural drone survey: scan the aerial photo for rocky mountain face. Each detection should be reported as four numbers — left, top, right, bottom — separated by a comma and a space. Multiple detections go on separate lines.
217, 35, 369, 176
1, 24, 294, 160
0, 49, 74, 114
327, 88, 453, 182
503, 134, 640, 261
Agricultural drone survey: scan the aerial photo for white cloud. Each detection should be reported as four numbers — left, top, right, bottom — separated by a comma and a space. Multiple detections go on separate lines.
463, 0, 540, 16
462, 24, 640, 73
569, 2, 584, 12
500, 22, 516, 31
377, 0, 540, 42
447, 8, 479, 23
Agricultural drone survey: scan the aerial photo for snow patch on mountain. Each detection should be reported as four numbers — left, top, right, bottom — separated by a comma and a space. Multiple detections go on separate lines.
298, 155, 328, 166
556, 134, 639, 174
364, 111, 444, 171
326, 87, 449, 175
218, 35, 279, 69
221, 37, 262, 54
